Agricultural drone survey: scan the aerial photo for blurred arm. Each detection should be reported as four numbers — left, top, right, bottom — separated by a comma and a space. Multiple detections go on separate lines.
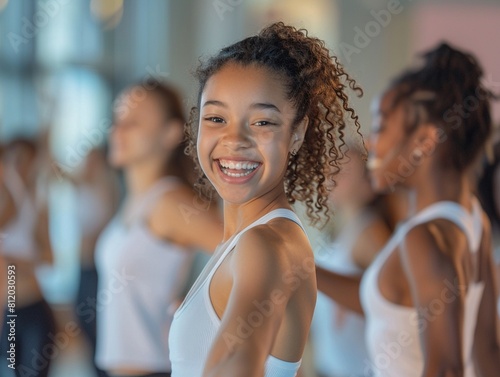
149, 186, 223, 254
315, 266, 363, 314
401, 224, 468, 377
473, 214, 500, 377
35, 205, 54, 265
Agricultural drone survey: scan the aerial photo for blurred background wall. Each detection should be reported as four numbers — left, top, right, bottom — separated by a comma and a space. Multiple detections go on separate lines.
0, 0, 499, 375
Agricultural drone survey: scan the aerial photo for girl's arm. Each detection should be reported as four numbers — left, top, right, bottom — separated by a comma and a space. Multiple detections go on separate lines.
149, 185, 223, 254
401, 224, 468, 377
0, 184, 17, 228
315, 267, 363, 314
203, 226, 311, 377
35, 204, 54, 265
473, 214, 500, 377
316, 215, 391, 315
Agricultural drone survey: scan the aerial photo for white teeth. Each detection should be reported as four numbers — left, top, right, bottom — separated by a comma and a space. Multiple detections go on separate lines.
218, 159, 260, 178
224, 170, 254, 178
219, 159, 259, 170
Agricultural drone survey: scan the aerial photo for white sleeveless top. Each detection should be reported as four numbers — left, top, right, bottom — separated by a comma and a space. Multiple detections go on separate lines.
360, 199, 484, 377
75, 183, 111, 238
95, 177, 194, 372
1, 167, 38, 261
312, 210, 374, 377
169, 209, 306, 377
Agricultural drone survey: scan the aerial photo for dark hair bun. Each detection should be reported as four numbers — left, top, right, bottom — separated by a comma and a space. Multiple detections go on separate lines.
390, 42, 495, 172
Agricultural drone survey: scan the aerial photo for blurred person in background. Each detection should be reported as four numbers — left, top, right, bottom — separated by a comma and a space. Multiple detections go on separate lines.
476, 130, 500, 315
94, 80, 223, 377
0, 138, 56, 377
315, 43, 500, 376
313, 146, 406, 377
70, 147, 119, 377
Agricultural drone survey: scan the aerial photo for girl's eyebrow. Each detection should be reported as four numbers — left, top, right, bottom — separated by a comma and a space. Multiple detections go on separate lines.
202, 100, 281, 114
250, 102, 281, 113
203, 100, 226, 108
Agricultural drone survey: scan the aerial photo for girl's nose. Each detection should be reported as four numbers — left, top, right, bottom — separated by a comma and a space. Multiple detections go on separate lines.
221, 122, 252, 150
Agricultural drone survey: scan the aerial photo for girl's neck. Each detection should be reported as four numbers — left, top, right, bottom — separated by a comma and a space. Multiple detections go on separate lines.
125, 160, 166, 198
409, 164, 471, 214
222, 187, 290, 242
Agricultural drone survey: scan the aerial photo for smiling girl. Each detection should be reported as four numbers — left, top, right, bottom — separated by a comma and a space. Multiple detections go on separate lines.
168, 22, 362, 377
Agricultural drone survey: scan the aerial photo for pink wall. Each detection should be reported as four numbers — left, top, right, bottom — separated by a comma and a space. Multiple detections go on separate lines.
412, 3, 500, 123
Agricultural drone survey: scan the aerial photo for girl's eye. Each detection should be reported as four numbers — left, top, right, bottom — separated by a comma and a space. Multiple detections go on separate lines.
204, 117, 225, 123
254, 120, 275, 127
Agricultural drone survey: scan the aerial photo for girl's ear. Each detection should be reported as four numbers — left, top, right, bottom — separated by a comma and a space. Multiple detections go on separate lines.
414, 122, 441, 155
290, 116, 309, 153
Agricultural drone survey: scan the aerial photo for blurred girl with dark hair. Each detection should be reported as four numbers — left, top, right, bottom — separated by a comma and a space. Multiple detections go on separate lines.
316, 43, 500, 376
476, 130, 500, 318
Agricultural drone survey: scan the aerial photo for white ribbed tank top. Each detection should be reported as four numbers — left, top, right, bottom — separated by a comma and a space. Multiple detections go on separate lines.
169, 209, 305, 377
360, 199, 484, 377
95, 177, 194, 372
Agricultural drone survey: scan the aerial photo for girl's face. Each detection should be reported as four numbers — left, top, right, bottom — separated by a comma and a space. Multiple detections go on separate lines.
197, 63, 303, 206
109, 90, 179, 169
368, 91, 414, 192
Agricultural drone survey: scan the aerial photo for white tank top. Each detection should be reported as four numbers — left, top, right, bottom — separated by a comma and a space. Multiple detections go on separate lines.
312, 210, 375, 377
95, 177, 194, 372
75, 183, 111, 238
169, 209, 305, 377
1, 167, 38, 261
360, 199, 484, 377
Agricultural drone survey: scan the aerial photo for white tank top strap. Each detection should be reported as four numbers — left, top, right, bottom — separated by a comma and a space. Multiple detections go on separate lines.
265, 355, 301, 374
373, 198, 484, 277
402, 198, 483, 254
207, 208, 304, 279
175, 208, 304, 317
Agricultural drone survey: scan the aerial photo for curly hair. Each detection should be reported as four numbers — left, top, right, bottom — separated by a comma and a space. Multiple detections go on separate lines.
185, 22, 363, 225
387, 43, 496, 172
